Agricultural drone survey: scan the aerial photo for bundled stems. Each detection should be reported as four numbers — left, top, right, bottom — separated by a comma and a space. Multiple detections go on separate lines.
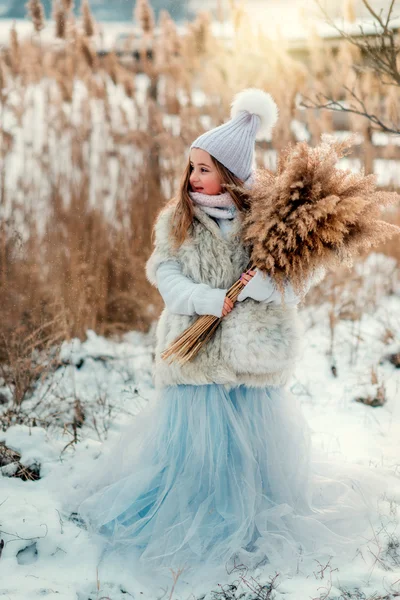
161, 263, 255, 364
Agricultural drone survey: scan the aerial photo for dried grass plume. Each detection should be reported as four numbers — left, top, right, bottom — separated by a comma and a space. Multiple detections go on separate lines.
26, 0, 45, 32
62, 0, 74, 12
134, 0, 155, 35
9, 25, 20, 74
81, 0, 95, 37
53, 0, 66, 39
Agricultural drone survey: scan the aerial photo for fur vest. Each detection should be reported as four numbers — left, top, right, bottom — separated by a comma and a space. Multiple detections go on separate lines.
145, 203, 301, 389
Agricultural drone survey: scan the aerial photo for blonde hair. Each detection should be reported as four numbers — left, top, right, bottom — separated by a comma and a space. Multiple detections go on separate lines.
169, 155, 251, 248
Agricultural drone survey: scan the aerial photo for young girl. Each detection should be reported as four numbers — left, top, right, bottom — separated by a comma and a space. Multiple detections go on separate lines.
73, 89, 391, 591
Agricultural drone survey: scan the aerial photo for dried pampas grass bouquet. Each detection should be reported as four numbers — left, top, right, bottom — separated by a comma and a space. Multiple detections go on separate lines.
243, 134, 400, 295
162, 135, 400, 365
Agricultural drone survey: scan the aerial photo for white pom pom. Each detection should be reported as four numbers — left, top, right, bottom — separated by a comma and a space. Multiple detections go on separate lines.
230, 88, 279, 141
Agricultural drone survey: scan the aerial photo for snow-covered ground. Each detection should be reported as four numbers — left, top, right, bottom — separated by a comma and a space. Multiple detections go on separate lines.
0, 253, 400, 599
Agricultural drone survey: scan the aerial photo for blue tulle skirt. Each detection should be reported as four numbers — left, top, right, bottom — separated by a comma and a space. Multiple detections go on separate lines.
73, 383, 392, 588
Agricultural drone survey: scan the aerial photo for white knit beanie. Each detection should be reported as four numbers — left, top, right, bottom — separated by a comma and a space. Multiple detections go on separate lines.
190, 88, 279, 181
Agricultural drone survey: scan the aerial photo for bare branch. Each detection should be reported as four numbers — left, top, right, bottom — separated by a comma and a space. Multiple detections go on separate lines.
314, 0, 362, 41
309, 0, 400, 134
314, 0, 400, 87
385, 0, 397, 29
301, 91, 400, 135
361, 0, 387, 30
361, 0, 396, 32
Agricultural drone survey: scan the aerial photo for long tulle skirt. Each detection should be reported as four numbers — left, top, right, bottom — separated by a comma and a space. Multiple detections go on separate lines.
73, 383, 394, 589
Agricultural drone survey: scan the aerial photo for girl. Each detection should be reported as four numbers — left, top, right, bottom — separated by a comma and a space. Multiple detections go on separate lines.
73, 89, 391, 592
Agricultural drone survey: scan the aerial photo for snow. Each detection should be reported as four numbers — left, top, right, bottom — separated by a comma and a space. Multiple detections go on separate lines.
0, 253, 400, 599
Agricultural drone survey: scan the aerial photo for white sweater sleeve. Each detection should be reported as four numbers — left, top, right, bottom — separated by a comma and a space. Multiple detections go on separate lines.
155, 260, 227, 318
237, 270, 275, 302
237, 267, 326, 306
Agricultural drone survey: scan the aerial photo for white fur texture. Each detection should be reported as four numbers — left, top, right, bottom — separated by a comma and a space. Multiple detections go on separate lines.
230, 88, 279, 141
146, 204, 301, 389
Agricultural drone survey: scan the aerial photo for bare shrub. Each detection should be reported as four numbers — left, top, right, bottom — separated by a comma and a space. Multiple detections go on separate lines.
0, 293, 65, 408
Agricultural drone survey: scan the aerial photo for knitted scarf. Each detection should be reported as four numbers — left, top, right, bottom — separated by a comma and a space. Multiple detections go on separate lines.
189, 190, 237, 220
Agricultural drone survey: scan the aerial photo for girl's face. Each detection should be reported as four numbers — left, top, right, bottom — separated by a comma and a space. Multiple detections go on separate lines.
189, 148, 223, 195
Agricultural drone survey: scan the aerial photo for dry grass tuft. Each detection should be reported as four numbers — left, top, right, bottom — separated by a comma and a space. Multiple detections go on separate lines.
0, 443, 40, 480
355, 384, 386, 408
0, 307, 65, 407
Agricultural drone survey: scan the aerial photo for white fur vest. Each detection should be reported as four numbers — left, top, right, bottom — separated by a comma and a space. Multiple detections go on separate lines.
145, 203, 301, 389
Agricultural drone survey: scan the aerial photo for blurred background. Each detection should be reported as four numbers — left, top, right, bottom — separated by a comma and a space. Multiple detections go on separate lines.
0, 0, 399, 390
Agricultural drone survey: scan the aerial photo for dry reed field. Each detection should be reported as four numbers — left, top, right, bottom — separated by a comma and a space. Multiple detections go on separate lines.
0, 0, 399, 406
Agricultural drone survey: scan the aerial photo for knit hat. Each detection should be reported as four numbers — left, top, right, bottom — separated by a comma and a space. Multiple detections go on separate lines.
190, 88, 278, 181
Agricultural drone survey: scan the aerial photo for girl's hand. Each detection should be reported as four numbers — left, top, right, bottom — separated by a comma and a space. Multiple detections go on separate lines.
221, 271, 256, 317
222, 296, 234, 317
240, 269, 256, 285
